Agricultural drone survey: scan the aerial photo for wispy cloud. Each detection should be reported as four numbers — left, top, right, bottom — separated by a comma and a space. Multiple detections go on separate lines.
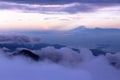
0, 1, 120, 14
0, 0, 120, 4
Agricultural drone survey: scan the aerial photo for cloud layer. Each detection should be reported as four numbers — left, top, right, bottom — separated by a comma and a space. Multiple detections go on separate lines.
0, 1, 120, 14
0, 0, 120, 30
0, 0, 120, 5
0, 44, 120, 80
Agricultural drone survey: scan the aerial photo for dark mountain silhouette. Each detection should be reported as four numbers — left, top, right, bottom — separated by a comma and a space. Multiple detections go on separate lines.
68, 26, 120, 33
12, 49, 41, 61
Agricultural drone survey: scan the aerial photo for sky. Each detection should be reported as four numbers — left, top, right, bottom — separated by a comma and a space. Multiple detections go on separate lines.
0, 0, 120, 30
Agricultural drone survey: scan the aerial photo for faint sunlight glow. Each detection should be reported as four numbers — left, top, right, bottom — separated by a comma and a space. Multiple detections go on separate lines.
0, 10, 77, 30
0, 5, 120, 31
74, 6, 120, 28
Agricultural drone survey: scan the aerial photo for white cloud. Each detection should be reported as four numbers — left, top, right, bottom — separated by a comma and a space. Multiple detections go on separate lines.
0, 34, 120, 80
0, 48, 120, 80
0, 34, 41, 44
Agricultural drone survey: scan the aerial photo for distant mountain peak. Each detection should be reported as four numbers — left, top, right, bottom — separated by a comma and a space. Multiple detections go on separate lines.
70, 26, 120, 32
70, 26, 87, 31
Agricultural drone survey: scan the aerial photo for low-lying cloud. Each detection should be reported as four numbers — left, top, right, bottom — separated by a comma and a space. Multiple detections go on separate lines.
0, 47, 120, 80
0, 34, 41, 44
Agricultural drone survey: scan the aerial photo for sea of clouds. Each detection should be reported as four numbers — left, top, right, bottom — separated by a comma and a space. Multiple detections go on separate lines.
0, 34, 120, 80
0, 47, 120, 80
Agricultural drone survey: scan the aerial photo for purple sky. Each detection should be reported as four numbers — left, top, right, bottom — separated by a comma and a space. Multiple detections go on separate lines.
0, 0, 120, 30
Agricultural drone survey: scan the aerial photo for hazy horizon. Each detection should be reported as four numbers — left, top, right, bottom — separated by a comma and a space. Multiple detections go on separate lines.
0, 0, 120, 30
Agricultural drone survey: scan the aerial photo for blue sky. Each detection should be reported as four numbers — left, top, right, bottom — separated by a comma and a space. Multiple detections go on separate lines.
0, 0, 120, 30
